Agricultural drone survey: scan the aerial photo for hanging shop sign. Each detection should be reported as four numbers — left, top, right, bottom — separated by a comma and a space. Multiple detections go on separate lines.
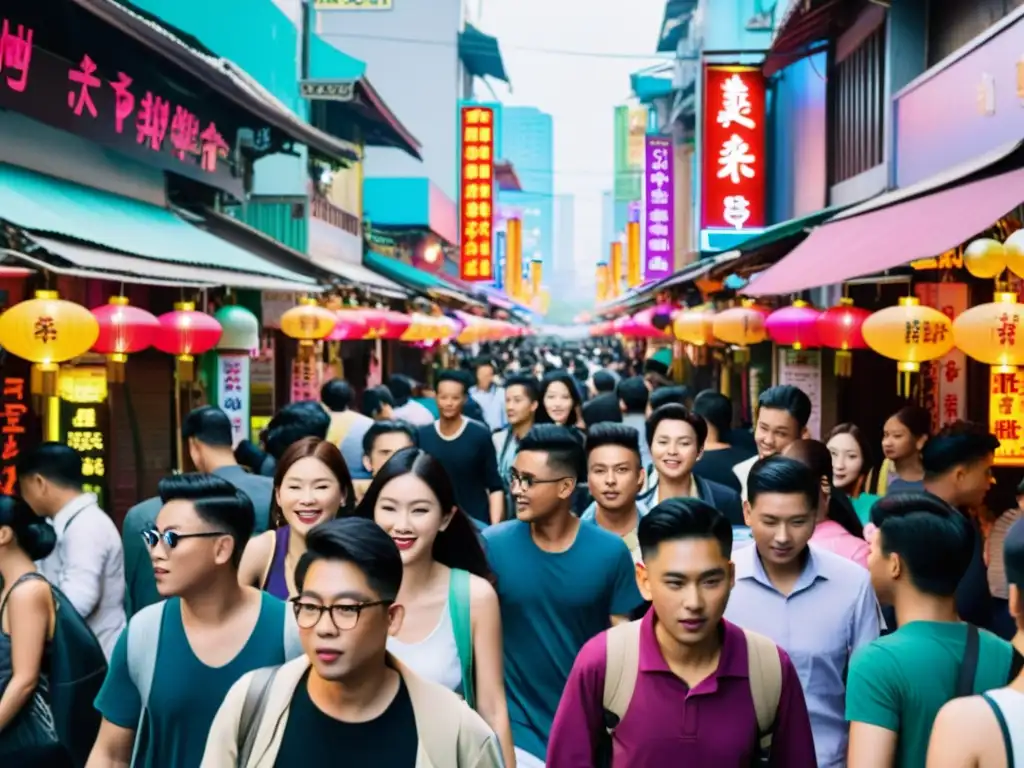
915, 283, 968, 431
57, 367, 109, 508
216, 354, 250, 448
0, 356, 38, 495
777, 349, 822, 440
290, 355, 323, 403
991, 368, 1024, 467
642, 135, 674, 282
458, 105, 496, 281
701, 65, 767, 233
299, 80, 356, 102
315, 0, 392, 8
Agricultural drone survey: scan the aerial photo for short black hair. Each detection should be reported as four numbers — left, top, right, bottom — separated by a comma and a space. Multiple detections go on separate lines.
362, 420, 418, 456
295, 517, 404, 601
891, 404, 932, 438
645, 404, 708, 449
921, 421, 1000, 480
758, 385, 812, 430
387, 375, 413, 406
692, 390, 732, 436
643, 357, 670, 378
157, 473, 255, 567
870, 492, 974, 596
17, 443, 83, 489
182, 406, 233, 448
585, 422, 641, 461
747, 455, 818, 511
649, 386, 691, 412
1005, 517, 1024, 587
320, 378, 353, 412
592, 370, 616, 394
361, 385, 395, 418
617, 376, 649, 414
436, 369, 469, 395
263, 401, 330, 460
518, 424, 585, 480
582, 392, 622, 426
474, 358, 496, 372
638, 497, 733, 561
505, 374, 539, 402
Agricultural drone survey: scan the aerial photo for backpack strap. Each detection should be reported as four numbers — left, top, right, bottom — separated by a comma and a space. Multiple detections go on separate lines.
602, 620, 642, 725
127, 602, 166, 767
237, 666, 280, 768
744, 629, 783, 755
956, 624, 980, 697
448, 568, 475, 710
282, 607, 302, 661
982, 693, 1016, 767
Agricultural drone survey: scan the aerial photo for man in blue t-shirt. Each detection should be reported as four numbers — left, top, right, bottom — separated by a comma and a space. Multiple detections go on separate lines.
484, 425, 644, 766
88, 473, 303, 768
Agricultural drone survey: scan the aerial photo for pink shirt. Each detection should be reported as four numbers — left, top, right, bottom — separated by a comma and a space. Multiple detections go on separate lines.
811, 520, 869, 568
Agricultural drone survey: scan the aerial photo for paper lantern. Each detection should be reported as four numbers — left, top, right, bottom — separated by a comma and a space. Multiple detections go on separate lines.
280, 298, 336, 347
1003, 230, 1024, 278
361, 309, 411, 340
91, 296, 160, 383
713, 300, 768, 362
673, 306, 716, 346
327, 309, 370, 342
963, 238, 1007, 279
952, 292, 1024, 370
766, 300, 822, 350
0, 290, 100, 395
861, 296, 954, 395
214, 305, 259, 351
624, 308, 673, 339
153, 302, 223, 382
817, 298, 871, 376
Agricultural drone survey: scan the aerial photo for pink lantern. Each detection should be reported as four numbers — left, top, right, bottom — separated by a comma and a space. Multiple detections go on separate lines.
327, 309, 369, 341
765, 301, 822, 350
152, 301, 222, 382
361, 309, 412, 340
619, 308, 673, 339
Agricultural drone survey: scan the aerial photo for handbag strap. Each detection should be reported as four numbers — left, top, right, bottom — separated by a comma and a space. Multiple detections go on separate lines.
237, 666, 280, 767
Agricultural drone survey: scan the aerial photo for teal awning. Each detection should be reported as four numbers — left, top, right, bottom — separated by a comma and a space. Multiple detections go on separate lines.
459, 24, 510, 84
728, 205, 848, 253
364, 251, 446, 292
657, 0, 697, 52
631, 71, 674, 104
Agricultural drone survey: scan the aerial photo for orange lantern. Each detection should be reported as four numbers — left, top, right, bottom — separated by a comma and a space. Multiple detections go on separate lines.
952, 291, 1024, 370
861, 296, 955, 395
712, 300, 768, 362
280, 297, 336, 359
673, 306, 716, 346
963, 238, 1007, 279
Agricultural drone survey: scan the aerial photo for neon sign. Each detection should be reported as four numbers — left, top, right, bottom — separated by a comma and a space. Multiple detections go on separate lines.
58, 368, 109, 507
458, 106, 495, 282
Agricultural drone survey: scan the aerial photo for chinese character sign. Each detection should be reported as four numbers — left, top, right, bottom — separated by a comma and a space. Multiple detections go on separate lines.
991, 368, 1024, 466
642, 135, 674, 282
701, 66, 766, 231
915, 284, 968, 431
57, 367, 109, 508
459, 106, 495, 282
0, 372, 29, 495
290, 357, 323, 404
217, 355, 250, 448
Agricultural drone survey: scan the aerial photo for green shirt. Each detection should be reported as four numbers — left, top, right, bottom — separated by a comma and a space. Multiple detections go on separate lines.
845, 620, 1013, 768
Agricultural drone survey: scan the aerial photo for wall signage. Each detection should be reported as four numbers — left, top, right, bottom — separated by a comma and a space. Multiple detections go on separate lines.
300, 80, 356, 102
642, 135, 674, 282
458, 105, 496, 281
57, 367, 109, 508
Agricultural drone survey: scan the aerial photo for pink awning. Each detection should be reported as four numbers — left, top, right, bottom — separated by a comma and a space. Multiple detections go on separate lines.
743, 165, 1024, 297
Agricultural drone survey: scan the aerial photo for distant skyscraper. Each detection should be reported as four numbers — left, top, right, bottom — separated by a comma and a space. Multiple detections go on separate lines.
552, 193, 576, 291
500, 107, 554, 276
601, 190, 615, 258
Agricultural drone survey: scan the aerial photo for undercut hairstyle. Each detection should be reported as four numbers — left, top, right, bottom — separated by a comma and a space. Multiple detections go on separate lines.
262, 401, 331, 460
320, 378, 354, 412
362, 420, 418, 457
505, 374, 540, 402
17, 443, 84, 490
638, 497, 733, 561
436, 369, 469, 395
758, 385, 812, 430
592, 370, 617, 394
645, 404, 708, 450
870, 492, 974, 596
387, 375, 414, 407
649, 386, 692, 412
518, 424, 585, 480
361, 385, 395, 418
181, 406, 233, 448
692, 390, 733, 436
585, 422, 642, 462
157, 473, 255, 567
921, 420, 1000, 480
295, 517, 404, 602
616, 376, 649, 414
582, 392, 622, 426
747, 455, 819, 511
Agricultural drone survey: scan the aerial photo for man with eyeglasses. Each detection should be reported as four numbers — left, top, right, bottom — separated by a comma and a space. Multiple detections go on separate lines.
202, 517, 503, 767
88, 473, 303, 768
484, 425, 645, 767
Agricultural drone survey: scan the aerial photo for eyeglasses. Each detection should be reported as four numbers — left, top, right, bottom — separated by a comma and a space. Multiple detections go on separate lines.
506, 470, 572, 491
141, 529, 231, 550
291, 599, 392, 631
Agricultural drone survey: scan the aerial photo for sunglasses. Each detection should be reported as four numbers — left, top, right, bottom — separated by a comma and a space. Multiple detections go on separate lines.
141, 529, 230, 549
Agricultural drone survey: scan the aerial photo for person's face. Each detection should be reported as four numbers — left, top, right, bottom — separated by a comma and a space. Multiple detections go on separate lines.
827, 433, 864, 490
754, 408, 802, 459
949, 454, 995, 508
276, 456, 344, 535
651, 419, 701, 481
587, 445, 644, 513
372, 473, 451, 565
505, 385, 538, 428
148, 499, 236, 596
743, 492, 816, 569
476, 365, 495, 391
638, 537, 733, 648
881, 416, 923, 461
436, 381, 466, 420
543, 381, 575, 425
510, 449, 575, 522
295, 558, 403, 683
363, 432, 415, 477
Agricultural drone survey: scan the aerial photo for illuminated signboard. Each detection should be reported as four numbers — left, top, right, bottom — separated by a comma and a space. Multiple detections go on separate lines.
701, 65, 767, 232
217, 354, 250, 447
58, 367, 109, 507
642, 135, 674, 282
458, 106, 495, 281
992, 367, 1024, 466
0, 356, 39, 494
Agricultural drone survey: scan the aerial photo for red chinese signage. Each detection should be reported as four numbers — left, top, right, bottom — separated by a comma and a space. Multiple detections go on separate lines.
915, 284, 967, 432
701, 65, 767, 232
459, 106, 495, 282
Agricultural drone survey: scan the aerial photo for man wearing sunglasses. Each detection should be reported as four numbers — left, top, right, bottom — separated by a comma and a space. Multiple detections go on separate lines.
88, 473, 303, 768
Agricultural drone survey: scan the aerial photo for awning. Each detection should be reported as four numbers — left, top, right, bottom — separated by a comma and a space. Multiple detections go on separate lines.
495, 161, 522, 192
364, 250, 444, 293
764, 0, 863, 77
459, 24, 510, 84
657, 0, 697, 52
631, 69, 674, 104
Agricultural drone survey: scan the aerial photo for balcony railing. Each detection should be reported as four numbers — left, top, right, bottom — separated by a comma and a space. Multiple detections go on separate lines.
310, 192, 361, 237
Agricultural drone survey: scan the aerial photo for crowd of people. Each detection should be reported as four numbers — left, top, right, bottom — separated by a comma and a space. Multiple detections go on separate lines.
1, 337, 1023, 767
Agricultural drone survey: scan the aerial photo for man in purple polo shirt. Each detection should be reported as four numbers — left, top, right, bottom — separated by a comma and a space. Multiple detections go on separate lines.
547, 497, 816, 767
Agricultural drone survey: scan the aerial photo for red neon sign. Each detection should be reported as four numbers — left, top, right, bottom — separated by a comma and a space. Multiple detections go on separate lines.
459, 106, 495, 282
701, 65, 767, 232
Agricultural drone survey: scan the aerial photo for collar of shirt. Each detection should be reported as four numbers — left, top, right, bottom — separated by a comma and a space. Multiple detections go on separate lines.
648, 471, 699, 503
52, 492, 98, 534
638, 607, 750, 683
580, 497, 651, 523
733, 542, 828, 596
434, 417, 468, 442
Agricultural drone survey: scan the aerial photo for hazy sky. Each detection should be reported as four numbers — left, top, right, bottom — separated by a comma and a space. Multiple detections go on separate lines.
479, 0, 667, 284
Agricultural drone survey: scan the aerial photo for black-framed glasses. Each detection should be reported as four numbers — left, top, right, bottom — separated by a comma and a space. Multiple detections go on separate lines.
506, 470, 571, 491
141, 529, 231, 550
290, 599, 392, 631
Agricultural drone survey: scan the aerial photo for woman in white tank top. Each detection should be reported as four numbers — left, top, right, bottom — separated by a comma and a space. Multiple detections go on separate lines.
927, 682, 1024, 767
353, 448, 515, 767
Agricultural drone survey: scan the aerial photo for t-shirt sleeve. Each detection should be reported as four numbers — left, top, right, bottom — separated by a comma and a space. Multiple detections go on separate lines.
608, 539, 645, 616
845, 642, 901, 731
94, 626, 143, 729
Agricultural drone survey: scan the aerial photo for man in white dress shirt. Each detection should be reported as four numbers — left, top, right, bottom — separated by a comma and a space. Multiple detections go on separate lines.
19, 442, 125, 658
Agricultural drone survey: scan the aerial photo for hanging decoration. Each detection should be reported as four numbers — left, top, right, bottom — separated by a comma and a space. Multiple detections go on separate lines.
963, 238, 1009, 279
0, 290, 100, 395
765, 300, 822, 351
213, 305, 260, 352
816, 297, 870, 377
361, 308, 411, 340
153, 302, 223, 383
280, 297, 336, 360
712, 300, 768, 363
861, 296, 954, 396
91, 297, 160, 383
673, 306, 717, 346
327, 309, 370, 342
952, 291, 1024, 370
620, 308, 672, 339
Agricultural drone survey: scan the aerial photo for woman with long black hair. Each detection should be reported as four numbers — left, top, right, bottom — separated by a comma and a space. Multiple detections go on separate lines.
535, 370, 583, 428
352, 448, 514, 767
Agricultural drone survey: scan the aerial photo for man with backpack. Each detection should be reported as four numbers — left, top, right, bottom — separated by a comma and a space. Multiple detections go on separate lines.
547, 497, 816, 767
87, 474, 304, 768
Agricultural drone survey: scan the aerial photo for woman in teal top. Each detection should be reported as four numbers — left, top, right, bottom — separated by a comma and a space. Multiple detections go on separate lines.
827, 423, 881, 524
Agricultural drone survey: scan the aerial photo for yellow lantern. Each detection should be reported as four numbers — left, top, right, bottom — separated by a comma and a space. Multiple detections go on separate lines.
712, 300, 768, 362
280, 297, 336, 359
862, 296, 955, 395
1003, 230, 1024, 278
963, 238, 1007, 279
952, 291, 1024, 370
673, 306, 716, 346
0, 290, 99, 395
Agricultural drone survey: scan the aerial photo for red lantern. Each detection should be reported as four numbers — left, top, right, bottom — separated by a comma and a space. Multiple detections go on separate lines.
153, 301, 222, 382
766, 300, 822, 350
91, 296, 160, 382
817, 297, 871, 376
361, 309, 411, 340
327, 309, 370, 341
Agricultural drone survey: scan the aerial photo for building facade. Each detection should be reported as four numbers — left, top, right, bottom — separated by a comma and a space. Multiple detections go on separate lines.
500, 107, 555, 277
551, 193, 576, 291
